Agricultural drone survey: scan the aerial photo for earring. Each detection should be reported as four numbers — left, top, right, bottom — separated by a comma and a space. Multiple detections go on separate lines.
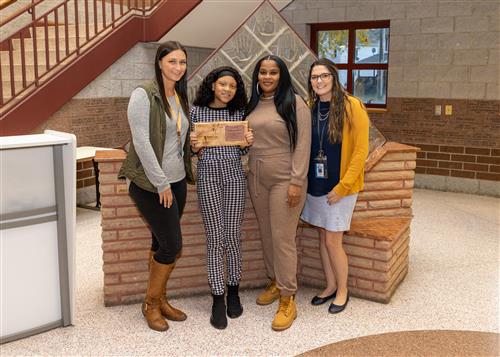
313, 92, 318, 101
256, 83, 261, 96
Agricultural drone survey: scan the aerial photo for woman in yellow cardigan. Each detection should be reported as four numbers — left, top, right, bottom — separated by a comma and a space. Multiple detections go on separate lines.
301, 58, 369, 314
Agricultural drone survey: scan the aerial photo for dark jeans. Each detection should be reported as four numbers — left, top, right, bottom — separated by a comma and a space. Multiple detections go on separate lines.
129, 179, 187, 264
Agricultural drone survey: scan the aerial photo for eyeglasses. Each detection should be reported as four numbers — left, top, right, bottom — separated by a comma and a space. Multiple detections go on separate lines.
310, 73, 333, 82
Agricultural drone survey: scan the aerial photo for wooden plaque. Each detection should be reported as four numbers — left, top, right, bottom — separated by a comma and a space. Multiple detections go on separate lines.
193, 121, 248, 147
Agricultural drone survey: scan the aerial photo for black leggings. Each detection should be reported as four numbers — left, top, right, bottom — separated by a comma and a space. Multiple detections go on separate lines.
129, 179, 187, 264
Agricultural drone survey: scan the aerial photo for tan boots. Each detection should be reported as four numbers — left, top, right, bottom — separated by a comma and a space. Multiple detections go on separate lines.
142, 259, 172, 331
257, 280, 297, 331
159, 289, 187, 321
272, 295, 297, 331
256, 280, 280, 305
142, 252, 187, 331
145, 251, 187, 322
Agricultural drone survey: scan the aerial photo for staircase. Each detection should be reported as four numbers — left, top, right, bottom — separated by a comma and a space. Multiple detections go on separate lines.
0, 0, 201, 135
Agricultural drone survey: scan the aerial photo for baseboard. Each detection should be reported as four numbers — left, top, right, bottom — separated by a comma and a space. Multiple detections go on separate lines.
415, 174, 499, 197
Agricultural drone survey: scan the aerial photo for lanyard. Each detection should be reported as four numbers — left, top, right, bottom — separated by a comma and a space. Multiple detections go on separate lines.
316, 103, 328, 156
173, 91, 182, 145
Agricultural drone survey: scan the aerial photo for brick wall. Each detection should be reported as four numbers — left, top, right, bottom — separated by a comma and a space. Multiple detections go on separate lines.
76, 158, 98, 205
96, 142, 418, 306
37, 98, 130, 148
370, 98, 500, 183
77, 158, 96, 189
415, 145, 499, 181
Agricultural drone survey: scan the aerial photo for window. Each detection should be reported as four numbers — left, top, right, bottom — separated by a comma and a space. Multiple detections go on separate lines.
311, 21, 390, 108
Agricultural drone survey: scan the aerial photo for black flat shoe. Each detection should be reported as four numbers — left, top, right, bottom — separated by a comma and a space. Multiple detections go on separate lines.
328, 295, 349, 314
311, 290, 337, 306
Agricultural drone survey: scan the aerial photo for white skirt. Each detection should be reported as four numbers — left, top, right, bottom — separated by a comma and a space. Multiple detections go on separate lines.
300, 193, 358, 232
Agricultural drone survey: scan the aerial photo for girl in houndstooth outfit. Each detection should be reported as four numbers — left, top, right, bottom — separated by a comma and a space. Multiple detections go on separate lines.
189, 67, 254, 330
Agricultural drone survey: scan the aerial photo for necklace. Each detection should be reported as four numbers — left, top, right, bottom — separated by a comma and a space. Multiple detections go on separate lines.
319, 110, 329, 121
317, 105, 328, 155
260, 95, 274, 100
318, 101, 330, 121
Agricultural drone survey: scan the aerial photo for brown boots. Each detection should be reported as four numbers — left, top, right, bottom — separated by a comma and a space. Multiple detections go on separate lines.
142, 259, 172, 331
159, 289, 187, 321
145, 251, 187, 322
142, 252, 187, 331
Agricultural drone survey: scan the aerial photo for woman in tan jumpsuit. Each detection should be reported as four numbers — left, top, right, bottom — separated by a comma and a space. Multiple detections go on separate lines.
245, 55, 311, 331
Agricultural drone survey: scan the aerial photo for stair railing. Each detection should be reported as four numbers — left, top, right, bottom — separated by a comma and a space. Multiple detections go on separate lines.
0, 0, 162, 109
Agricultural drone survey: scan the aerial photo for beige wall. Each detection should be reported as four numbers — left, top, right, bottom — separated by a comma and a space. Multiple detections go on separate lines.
75, 43, 213, 99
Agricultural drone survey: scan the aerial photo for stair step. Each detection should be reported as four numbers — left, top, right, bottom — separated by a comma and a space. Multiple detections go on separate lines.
2, 61, 43, 72
1, 89, 30, 105
2, 79, 32, 95
29, 5, 131, 34
1, 53, 78, 69
3, 32, 89, 48
1, 64, 51, 81
2, 30, 109, 65
10, 37, 79, 52
5, 26, 110, 53
33, 24, 108, 38
2, 50, 65, 64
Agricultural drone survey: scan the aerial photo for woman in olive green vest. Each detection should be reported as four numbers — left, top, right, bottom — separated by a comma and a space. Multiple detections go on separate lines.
119, 41, 194, 332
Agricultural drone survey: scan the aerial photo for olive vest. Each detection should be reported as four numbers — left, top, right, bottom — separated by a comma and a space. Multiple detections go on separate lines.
118, 81, 194, 192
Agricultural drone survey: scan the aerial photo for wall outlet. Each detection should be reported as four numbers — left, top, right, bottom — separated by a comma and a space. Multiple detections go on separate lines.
435, 105, 442, 115
445, 105, 453, 115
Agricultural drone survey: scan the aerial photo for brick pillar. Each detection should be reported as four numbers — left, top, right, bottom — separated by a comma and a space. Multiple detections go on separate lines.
96, 141, 419, 306
94, 150, 268, 306
353, 142, 418, 219
298, 217, 411, 303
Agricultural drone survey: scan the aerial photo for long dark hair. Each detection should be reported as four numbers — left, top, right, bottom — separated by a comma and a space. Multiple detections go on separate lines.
193, 66, 247, 114
245, 55, 298, 151
307, 58, 353, 144
154, 41, 189, 119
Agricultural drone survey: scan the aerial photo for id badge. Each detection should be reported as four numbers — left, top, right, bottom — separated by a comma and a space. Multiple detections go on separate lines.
314, 152, 328, 179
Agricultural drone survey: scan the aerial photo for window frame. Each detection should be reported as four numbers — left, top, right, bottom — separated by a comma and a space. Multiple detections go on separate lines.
310, 20, 390, 109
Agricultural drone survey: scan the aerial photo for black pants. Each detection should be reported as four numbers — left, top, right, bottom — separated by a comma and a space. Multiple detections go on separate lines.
129, 179, 187, 264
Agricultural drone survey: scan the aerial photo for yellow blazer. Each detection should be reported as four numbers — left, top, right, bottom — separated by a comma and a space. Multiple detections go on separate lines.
333, 96, 369, 197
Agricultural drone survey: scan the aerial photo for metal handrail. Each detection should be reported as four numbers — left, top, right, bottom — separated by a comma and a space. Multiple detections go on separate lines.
0, 0, 163, 108
1, 0, 45, 29
0, 0, 19, 11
